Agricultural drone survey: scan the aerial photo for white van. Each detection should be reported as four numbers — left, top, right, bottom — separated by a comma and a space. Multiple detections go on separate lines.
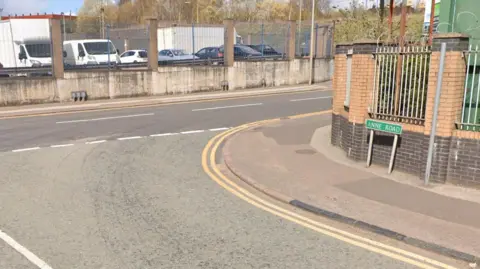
63, 39, 121, 66
0, 19, 52, 68
17, 38, 52, 67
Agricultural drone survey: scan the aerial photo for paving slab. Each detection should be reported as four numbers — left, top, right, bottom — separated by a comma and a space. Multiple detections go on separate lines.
223, 114, 480, 262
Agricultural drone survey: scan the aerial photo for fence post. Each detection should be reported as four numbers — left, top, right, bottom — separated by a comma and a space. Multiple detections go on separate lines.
223, 19, 234, 67
106, 24, 111, 68
50, 19, 64, 79
192, 23, 195, 64
146, 17, 158, 70
314, 24, 319, 58
287, 20, 296, 60
260, 22, 264, 57
422, 33, 469, 182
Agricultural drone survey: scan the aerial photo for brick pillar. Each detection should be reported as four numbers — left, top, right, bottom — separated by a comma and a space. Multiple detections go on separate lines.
50, 19, 64, 79
331, 43, 352, 147
224, 19, 234, 67
286, 20, 296, 60
423, 33, 469, 181
346, 40, 378, 160
147, 18, 158, 70
349, 40, 378, 124
332, 43, 352, 115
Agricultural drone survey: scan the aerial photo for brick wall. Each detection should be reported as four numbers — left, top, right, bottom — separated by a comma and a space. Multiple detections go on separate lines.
330, 34, 480, 185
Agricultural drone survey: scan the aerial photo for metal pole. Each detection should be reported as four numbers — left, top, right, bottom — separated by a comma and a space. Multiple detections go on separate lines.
367, 130, 374, 167
399, 0, 407, 46
388, 135, 398, 174
428, 0, 435, 45
192, 23, 195, 64
308, 0, 315, 85
62, 13, 66, 41
196, 0, 199, 23
298, 0, 303, 56
388, 0, 394, 39
261, 22, 264, 57
424, 42, 447, 185
106, 24, 110, 68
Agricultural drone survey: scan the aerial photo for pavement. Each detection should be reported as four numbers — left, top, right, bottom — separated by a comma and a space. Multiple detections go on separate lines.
223, 114, 480, 263
0, 88, 439, 268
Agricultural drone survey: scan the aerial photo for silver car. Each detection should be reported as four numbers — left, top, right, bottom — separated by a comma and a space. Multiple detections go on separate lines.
158, 49, 199, 61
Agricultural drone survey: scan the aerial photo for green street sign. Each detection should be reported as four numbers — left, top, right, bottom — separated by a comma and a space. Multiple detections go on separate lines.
366, 119, 403, 135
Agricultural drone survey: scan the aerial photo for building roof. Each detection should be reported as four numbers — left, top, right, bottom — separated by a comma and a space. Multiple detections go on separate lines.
1, 13, 77, 21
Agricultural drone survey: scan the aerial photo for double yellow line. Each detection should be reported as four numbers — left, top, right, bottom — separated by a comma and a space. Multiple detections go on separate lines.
202, 111, 458, 269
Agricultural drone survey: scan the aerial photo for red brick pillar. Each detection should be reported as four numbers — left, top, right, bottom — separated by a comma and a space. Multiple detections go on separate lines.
331, 40, 378, 161
331, 43, 351, 147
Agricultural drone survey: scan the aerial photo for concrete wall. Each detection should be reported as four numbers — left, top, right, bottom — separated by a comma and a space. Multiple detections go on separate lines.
0, 58, 332, 106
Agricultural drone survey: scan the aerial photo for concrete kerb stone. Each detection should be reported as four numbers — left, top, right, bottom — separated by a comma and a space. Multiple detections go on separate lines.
221, 117, 479, 264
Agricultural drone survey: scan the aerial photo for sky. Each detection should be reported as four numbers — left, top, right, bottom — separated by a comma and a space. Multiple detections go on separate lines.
1, 0, 83, 15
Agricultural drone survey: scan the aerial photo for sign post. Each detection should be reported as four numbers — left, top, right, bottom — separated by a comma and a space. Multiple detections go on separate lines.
365, 119, 403, 174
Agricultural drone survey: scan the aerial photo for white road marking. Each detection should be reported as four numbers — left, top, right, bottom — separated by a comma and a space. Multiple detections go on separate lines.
290, 96, 332, 102
12, 147, 41, 153
86, 140, 107, 145
56, 113, 154, 124
0, 230, 53, 269
50, 144, 74, 148
209, 127, 230, 132
150, 133, 177, 137
192, 103, 263, 112
117, 136, 143, 141
181, 130, 205, 134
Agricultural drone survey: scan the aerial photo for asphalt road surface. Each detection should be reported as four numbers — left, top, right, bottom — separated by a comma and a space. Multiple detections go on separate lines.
0, 90, 435, 268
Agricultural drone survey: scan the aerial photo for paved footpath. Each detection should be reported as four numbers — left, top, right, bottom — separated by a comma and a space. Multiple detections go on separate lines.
223, 114, 480, 263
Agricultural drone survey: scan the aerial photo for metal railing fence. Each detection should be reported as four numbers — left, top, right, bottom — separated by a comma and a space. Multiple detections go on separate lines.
370, 45, 431, 125
458, 46, 480, 131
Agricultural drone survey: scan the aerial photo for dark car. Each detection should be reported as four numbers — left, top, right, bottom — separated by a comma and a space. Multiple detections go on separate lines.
219, 45, 262, 59
0, 62, 9, 78
195, 47, 223, 59
247, 45, 282, 56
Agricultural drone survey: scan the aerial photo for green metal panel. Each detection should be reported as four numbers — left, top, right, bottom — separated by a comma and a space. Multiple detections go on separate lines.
462, 67, 480, 131
438, 0, 480, 48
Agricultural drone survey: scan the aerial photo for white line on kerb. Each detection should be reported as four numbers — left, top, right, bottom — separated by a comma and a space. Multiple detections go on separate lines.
290, 96, 332, 102
86, 140, 107, 145
150, 133, 177, 137
181, 130, 205, 134
50, 144, 74, 148
56, 113, 154, 124
192, 103, 263, 112
0, 230, 53, 269
117, 136, 143, 141
209, 127, 230, 132
12, 147, 41, 153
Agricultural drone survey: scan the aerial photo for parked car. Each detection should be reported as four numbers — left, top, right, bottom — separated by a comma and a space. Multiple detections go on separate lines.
194, 47, 223, 59
158, 49, 199, 61
0, 62, 9, 78
247, 45, 282, 56
63, 39, 121, 66
120, 50, 148, 64
219, 45, 263, 59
